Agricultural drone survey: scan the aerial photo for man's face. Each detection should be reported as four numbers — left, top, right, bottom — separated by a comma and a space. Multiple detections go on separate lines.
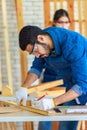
25, 35, 52, 58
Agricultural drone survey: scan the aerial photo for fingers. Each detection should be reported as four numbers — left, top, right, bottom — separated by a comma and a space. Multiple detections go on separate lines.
20, 99, 23, 105
16, 98, 27, 106
23, 98, 27, 106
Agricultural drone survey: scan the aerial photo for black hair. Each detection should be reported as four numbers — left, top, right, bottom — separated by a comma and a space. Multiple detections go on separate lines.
19, 25, 45, 50
53, 9, 70, 22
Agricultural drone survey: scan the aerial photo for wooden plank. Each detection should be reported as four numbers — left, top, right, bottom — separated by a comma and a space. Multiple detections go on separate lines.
3, 101, 49, 116
2, 86, 12, 96
1, 0, 13, 94
60, 0, 63, 8
54, 0, 57, 11
43, 0, 50, 27
77, 120, 82, 130
78, 0, 82, 34
82, 121, 85, 130
1, 122, 5, 130
28, 79, 63, 94
0, 62, 2, 94
84, 0, 87, 37
6, 122, 11, 130
15, 1, 30, 129
15, 0, 28, 83
35, 87, 65, 97
67, 0, 74, 30
12, 122, 16, 130
0, 107, 21, 114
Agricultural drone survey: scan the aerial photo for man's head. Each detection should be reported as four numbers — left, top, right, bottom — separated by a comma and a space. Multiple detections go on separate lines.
19, 25, 54, 58
19, 25, 44, 50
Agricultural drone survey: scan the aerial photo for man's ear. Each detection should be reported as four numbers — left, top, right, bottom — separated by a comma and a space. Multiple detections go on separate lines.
37, 35, 44, 41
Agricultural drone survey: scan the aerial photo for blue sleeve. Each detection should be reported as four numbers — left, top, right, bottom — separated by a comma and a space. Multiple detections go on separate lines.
63, 36, 87, 95
28, 57, 45, 78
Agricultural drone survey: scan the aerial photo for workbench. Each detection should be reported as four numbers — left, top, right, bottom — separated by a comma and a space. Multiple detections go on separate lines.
0, 109, 87, 122
0, 96, 87, 123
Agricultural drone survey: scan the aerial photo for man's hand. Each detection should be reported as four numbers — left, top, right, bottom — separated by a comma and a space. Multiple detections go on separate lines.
15, 87, 28, 106
32, 98, 55, 110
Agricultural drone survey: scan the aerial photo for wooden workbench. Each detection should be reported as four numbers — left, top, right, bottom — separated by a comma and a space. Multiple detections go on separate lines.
0, 96, 87, 122
0, 109, 87, 122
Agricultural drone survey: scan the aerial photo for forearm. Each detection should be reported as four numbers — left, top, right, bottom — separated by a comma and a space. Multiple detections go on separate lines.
22, 73, 38, 88
54, 89, 80, 106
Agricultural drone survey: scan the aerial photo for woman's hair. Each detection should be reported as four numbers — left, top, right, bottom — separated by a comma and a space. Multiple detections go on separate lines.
53, 9, 70, 22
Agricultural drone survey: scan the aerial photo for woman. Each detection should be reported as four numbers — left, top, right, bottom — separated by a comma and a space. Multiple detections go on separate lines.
53, 9, 70, 29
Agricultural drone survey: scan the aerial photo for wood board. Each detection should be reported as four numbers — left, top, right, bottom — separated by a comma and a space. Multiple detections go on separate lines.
34, 87, 65, 97
28, 79, 63, 94
0, 107, 21, 114
2, 101, 49, 116
2, 86, 12, 96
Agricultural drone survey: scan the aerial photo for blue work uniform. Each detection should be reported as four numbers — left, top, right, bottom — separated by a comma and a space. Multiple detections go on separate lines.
29, 26, 87, 130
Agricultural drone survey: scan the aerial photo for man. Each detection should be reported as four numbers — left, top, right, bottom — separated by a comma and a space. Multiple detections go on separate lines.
16, 25, 87, 130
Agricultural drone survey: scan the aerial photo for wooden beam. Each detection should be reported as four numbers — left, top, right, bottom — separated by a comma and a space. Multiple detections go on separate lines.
60, 0, 63, 8
84, 0, 87, 37
3, 101, 49, 116
28, 79, 63, 94
35, 87, 65, 97
67, 0, 74, 30
14, 1, 32, 130
43, 0, 50, 27
0, 61, 2, 94
15, 0, 28, 83
1, 0, 13, 94
2, 86, 12, 96
78, 0, 82, 34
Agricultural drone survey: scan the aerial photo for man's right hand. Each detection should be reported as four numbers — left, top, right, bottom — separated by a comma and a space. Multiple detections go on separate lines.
15, 87, 28, 106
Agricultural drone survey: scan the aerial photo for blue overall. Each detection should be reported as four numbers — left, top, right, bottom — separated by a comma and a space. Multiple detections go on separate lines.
29, 27, 87, 130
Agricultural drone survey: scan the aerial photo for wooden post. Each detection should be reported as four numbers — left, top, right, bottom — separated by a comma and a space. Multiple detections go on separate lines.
1, 0, 13, 94
84, 0, 87, 37
15, 0, 28, 84
78, 0, 82, 34
43, 0, 50, 27
14, 1, 33, 130
67, 0, 74, 30
0, 61, 2, 94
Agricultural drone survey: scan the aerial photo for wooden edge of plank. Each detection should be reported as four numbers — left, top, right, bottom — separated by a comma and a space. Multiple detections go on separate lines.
2, 101, 49, 116
35, 90, 65, 97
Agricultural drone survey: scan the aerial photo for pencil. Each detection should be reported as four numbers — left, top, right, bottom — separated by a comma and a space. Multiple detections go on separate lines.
37, 95, 45, 101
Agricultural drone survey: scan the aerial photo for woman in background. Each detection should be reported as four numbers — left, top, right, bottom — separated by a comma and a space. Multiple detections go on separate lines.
53, 9, 70, 29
